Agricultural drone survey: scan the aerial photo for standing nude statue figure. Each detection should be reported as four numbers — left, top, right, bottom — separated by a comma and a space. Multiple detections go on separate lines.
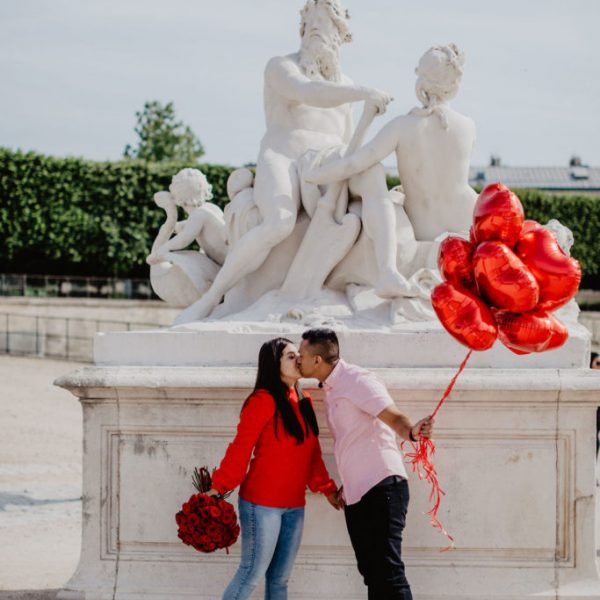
175, 0, 394, 324
306, 43, 477, 242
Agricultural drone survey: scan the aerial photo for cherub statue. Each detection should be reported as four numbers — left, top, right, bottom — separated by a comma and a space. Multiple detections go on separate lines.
147, 168, 227, 307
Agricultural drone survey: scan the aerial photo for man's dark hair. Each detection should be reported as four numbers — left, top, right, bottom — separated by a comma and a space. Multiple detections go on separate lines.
302, 328, 340, 364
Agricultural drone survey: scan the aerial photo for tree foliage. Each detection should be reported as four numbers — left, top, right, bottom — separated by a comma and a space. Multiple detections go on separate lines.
123, 100, 205, 163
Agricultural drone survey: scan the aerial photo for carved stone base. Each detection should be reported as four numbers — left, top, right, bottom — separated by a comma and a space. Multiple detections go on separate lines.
55, 363, 600, 599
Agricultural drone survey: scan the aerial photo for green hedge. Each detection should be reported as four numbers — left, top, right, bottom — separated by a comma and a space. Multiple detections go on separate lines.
0, 149, 235, 277
0, 148, 598, 286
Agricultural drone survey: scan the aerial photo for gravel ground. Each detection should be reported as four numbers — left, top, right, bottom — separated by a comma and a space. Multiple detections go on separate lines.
0, 355, 84, 595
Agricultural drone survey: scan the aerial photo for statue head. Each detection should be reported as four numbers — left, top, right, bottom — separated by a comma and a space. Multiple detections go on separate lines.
299, 0, 351, 82
169, 168, 213, 209
415, 44, 465, 107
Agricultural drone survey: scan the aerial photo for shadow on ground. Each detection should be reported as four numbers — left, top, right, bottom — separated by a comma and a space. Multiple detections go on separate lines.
0, 592, 58, 600
0, 493, 80, 511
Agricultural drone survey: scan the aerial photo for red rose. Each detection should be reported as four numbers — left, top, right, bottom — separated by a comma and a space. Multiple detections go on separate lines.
209, 507, 222, 518
182, 502, 191, 515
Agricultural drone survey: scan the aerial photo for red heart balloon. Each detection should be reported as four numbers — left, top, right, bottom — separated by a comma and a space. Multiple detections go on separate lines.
473, 183, 525, 248
473, 241, 539, 313
546, 313, 568, 351
522, 219, 541, 235
515, 228, 581, 312
438, 236, 476, 290
495, 309, 554, 353
431, 282, 498, 351
469, 225, 477, 245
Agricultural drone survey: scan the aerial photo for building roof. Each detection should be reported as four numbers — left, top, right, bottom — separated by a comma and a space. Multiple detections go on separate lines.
468, 165, 600, 191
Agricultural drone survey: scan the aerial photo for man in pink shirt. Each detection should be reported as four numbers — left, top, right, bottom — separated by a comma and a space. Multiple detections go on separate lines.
297, 328, 433, 600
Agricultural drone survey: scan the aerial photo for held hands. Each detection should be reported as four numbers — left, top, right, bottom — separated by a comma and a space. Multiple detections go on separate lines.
326, 487, 345, 511
364, 88, 394, 115
410, 416, 435, 441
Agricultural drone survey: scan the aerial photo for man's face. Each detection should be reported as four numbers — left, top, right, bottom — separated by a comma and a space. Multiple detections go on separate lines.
303, 2, 340, 51
297, 340, 319, 378
592, 355, 600, 369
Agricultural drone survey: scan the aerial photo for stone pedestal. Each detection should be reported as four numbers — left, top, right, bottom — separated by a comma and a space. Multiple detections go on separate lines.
55, 325, 600, 599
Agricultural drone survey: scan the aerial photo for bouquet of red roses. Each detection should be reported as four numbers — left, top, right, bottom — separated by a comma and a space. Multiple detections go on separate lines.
175, 467, 240, 553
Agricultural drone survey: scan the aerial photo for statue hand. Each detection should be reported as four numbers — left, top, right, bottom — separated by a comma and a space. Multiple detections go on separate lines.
304, 167, 321, 185
153, 191, 174, 209
364, 88, 394, 115
146, 252, 162, 265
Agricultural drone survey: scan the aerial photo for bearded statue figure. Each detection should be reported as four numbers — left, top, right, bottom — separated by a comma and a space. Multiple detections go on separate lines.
174, 0, 394, 324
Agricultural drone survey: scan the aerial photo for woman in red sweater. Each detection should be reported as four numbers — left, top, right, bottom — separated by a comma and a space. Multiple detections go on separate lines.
209, 337, 338, 600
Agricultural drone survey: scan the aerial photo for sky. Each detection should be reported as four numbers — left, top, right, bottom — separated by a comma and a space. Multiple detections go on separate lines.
1, 0, 598, 168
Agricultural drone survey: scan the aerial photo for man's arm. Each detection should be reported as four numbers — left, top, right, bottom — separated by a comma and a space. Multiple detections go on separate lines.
305, 116, 401, 184
377, 404, 434, 441
266, 56, 391, 111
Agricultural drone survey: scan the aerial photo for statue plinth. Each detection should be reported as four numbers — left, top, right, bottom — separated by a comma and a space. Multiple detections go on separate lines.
53, 320, 600, 600
93, 319, 590, 369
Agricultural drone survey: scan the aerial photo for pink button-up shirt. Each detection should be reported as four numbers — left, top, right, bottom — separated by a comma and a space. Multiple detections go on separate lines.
322, 359, 408, 506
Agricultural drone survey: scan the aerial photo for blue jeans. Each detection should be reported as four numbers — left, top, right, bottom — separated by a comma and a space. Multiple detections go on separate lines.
223, 498, 305, 600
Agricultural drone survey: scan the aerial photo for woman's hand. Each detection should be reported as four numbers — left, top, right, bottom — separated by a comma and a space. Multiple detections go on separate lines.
206, 488, 220, 497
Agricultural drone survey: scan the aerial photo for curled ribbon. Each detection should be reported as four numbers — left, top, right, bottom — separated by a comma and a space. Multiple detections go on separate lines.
402, 349, 473, 552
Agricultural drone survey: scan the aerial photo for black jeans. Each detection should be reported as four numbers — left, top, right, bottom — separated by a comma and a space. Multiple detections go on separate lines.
344, 476, 412, 600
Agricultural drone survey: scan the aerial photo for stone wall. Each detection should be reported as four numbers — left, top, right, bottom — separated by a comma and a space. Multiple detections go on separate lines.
579, 311, 600, 352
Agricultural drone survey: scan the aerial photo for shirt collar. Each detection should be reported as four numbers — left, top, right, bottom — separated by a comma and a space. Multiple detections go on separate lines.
321, 359, 344, 391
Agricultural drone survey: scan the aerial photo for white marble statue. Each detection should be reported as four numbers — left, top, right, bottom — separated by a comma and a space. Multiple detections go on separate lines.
174, 0, 402, 323
147, 11, 480, 327
146, 169, 226, 307
306, 43, 477, 241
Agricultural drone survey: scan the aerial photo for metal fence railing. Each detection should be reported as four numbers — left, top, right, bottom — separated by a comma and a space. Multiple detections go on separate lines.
0, 273, 156, 300
0, 312, 159, 363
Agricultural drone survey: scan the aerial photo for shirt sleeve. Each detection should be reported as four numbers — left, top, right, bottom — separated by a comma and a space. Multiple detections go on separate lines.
348, 372, 394, 417
211, 390, 274, 495
307, 438, 337, 496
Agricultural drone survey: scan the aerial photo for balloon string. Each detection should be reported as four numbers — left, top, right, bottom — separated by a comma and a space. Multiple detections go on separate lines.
402, 349, 473, 552
431, 349, 473, 418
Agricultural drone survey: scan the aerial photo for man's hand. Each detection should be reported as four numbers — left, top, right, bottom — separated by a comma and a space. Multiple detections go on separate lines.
326, 488, 345, 510
206, 488, 219, 497
364, 88, 393, 115
411, 416, 434, 441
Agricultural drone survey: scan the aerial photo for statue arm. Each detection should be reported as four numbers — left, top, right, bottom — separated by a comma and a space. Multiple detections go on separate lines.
266, 57, 372, 108
156, 212, 206, 254
305, 118, 401, 184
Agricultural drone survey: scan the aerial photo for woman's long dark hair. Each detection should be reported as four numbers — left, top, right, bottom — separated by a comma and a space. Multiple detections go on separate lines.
243, 337, 319, 444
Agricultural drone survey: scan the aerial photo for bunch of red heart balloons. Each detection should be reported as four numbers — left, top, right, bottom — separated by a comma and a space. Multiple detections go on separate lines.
431, 182, 581, 354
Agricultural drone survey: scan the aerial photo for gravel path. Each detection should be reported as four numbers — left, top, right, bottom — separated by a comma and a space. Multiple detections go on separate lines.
0, 356, 84, 594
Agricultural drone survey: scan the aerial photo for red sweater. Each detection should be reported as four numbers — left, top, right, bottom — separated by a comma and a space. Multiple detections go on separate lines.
211, 388, 336, 507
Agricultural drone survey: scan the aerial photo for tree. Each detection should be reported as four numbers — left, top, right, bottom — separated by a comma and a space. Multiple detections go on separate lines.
123, 101, 205, 163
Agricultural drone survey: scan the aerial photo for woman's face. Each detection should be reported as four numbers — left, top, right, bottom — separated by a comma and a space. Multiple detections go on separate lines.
280, 343, 301, 386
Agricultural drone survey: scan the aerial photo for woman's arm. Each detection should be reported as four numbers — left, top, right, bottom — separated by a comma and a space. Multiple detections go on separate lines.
305, 118, 401, 185
210, 391, 274, 495
307, 439, 336, 495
